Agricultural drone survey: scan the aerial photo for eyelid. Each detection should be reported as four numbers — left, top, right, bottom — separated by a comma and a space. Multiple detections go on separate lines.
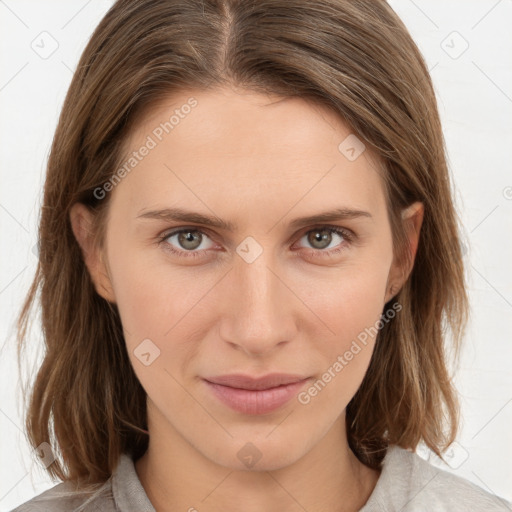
159, 224, 354, 241
158, 226, 219, 246
158, 224, 355, 258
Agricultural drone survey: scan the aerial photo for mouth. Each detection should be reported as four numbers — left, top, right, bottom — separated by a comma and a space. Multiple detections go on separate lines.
203, 373, 311, 415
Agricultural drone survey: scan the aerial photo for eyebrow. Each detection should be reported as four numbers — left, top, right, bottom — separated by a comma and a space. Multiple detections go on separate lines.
136, 206, 372, 231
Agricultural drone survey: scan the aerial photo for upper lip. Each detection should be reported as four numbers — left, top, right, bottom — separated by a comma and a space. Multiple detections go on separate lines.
204, 373, 309, 391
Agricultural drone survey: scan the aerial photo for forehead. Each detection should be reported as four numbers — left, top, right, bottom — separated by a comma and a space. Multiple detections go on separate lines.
111, 87, 388, 225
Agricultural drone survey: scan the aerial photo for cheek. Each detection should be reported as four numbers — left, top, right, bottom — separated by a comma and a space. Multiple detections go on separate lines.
106, 243, 219, 377
109, 259, 166, 339
106, 236, 194, 333
301, 259, 391, 343
106, 249, 204, 403
296, 257, 392, 403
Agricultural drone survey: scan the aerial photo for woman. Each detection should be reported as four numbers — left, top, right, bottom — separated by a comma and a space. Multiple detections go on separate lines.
13, 0, 510, 510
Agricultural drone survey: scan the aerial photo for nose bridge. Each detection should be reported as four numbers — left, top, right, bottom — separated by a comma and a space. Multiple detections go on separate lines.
219, 246, 294, 354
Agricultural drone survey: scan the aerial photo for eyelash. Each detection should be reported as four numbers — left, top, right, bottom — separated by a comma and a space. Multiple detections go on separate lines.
157, 225, 354, 260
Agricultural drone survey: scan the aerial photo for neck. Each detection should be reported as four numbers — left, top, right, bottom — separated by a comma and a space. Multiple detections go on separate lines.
135, 406, 380, 512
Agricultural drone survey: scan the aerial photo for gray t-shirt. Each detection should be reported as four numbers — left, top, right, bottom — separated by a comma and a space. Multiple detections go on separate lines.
11, 445, 511, 511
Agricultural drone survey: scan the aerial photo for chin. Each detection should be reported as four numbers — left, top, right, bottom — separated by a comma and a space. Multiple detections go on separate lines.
199, 430, 313, 472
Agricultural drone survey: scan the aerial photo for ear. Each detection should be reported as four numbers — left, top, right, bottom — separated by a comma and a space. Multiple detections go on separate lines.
69, 202, 116, 303
384, 201, 424, 303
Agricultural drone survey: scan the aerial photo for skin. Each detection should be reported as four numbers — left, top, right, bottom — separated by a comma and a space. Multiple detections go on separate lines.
70, 86, 423, 512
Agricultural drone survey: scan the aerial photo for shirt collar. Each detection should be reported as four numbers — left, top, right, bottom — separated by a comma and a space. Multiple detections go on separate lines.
112, 453, 156, 512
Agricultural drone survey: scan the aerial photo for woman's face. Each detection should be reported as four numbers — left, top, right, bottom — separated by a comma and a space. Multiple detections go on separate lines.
74, 86, 421, 471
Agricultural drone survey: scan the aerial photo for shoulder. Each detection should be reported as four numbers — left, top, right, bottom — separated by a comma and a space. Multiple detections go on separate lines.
10, 478, 115, 512
362, 445, 512, 511
10, 453, 151, 512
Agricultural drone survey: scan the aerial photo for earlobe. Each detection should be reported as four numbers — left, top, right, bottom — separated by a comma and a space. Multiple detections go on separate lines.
69, 203, 116, 303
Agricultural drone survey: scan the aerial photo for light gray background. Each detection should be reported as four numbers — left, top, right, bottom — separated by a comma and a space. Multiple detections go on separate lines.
1, 0, 511, 510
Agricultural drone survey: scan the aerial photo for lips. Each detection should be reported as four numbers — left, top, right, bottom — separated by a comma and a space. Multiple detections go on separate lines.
203, 373, 311, 415
205, 373, 308, 390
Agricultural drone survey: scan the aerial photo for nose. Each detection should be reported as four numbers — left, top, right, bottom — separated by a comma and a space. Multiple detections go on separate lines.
218, 250, 297, 356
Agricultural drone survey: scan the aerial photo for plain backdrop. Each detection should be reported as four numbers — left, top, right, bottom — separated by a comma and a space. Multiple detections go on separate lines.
1, 0, 511, 510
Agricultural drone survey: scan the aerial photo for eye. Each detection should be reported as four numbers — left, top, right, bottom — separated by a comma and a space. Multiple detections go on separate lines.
158, 224, 354, 260
295, 225, 353, 257
159, 228, 216, 259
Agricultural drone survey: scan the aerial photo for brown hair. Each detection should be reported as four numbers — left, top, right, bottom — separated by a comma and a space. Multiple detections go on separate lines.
17, 0, 468, 485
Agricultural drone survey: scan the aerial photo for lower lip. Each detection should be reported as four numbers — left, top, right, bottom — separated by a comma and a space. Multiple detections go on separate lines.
204, 379, 310, 415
